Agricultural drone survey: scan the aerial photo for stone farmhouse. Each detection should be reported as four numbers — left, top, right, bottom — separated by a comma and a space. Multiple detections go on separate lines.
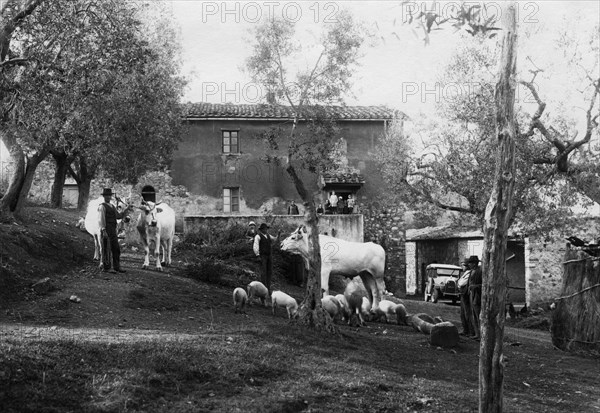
171, 103, 405, 215
168, 102, 408, 294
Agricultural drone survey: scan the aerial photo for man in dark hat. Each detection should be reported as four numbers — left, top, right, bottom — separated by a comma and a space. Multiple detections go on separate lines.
458, 257, 474, 337
287, 200, 299, 215
466, 255, 482, 340
252, 223, 281, 293
98, 188, 127, 273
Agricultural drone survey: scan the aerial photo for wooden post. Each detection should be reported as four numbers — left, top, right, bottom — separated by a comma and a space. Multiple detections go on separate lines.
479, 3, 518, 412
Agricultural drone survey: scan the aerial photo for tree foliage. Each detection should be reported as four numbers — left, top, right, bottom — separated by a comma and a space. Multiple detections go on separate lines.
402, 1, 500, 45
0, 0, 185, 214
376, 29, 599, 235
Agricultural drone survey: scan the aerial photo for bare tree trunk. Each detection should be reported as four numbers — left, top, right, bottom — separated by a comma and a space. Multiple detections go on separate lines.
50, 150, 70, 208
77, 176, 92, 211
285, 161, 335, 332
70, 157, 95, 211
12, 148, 49, 215
479, 3, 517, 412
284, 119, 335, 332
0, 140, 25, 217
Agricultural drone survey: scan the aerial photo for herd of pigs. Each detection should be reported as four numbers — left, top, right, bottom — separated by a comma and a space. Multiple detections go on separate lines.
233, 280, 408, 326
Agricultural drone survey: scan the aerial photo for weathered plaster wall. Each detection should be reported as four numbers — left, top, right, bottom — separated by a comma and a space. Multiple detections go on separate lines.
405, 241, 417, 295
457, 240, 470, 265
506, 240, 526, 303
172, 119, 389, 212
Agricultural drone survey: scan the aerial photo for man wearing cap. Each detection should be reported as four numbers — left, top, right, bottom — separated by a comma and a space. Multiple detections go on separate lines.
467, 255, 482, 340
98, 188, 126, 273
253, 223, 281, 293
245, 221, 257, 243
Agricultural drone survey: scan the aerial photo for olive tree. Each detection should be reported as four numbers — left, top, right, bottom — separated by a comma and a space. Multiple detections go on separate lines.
246, 11, 365, 330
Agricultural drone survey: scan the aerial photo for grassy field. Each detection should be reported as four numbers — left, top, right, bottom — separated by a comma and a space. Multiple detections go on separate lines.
1, 206, 599, 412
0, 322, 493, 413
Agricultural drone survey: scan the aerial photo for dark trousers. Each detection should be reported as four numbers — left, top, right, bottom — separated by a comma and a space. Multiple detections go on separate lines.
260, 254, 273, 292
102, 229, 121, 271
292, 255, 305, 286
470, 287, 482, 338
460, 288, 474, 336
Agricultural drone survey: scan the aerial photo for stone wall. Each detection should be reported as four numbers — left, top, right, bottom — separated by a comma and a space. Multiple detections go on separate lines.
361, 202, 406, 297
526, 217, 600, 305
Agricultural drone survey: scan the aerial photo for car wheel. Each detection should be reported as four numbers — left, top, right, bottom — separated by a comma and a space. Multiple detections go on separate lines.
432, 289, 440, 303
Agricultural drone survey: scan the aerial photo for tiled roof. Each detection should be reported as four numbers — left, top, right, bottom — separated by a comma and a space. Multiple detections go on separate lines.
322, 171, 365, 184
185, 102, 403, 121
406, 226, 483, 241
406, 225, 522, 241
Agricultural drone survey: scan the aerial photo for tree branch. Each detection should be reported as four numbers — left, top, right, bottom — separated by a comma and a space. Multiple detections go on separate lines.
402, 178, 479, 215
0, 57, 27, 67
299, 49, 326, 106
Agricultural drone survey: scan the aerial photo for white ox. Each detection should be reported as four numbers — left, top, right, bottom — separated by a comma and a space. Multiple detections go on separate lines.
280, 226, 386, 311
84, 196, 132, 268
137, 201, 176, 271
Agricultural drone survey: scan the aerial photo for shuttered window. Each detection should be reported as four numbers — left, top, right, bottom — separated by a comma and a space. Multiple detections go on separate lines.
223, 187, 240, 212
222, 130, 239, 153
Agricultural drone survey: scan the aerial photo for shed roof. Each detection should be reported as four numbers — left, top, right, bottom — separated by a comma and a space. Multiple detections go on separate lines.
185, 102, 404, 121
406, 225, 483, 241
406, 225, 522, 241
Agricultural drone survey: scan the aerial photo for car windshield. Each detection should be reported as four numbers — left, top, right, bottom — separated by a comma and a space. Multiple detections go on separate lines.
436, 268, 460, 277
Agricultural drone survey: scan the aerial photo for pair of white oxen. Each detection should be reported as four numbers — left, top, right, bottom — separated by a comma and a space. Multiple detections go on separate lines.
280, 225, 387, 313
83, 196, 176, 271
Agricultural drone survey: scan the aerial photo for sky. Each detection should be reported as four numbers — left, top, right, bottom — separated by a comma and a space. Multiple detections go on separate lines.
1, 1, 598, 164
168, 0, 600, 120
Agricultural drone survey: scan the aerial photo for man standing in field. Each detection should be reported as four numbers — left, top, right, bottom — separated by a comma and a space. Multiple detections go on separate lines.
458, 257, 474, 337
467, 255, 482, 340
287, 200, 299, 215
253, 223, 281, 293
98, 188, 127, 273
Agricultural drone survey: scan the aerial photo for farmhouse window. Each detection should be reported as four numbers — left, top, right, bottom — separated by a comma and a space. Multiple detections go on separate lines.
222, 130, 239, 153
223, 187, 240, 212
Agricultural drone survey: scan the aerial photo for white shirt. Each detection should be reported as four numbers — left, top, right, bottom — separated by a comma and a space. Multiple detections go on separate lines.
329, 194, 338, 207
253, 232, 277, 257
458, 269, 471, 288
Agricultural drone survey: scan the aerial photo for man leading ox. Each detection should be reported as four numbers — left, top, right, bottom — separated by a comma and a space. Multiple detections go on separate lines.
98, 188, 127, 273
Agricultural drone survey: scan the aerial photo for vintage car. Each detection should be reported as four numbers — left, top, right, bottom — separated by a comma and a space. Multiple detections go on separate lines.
423, 263, 463, 304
